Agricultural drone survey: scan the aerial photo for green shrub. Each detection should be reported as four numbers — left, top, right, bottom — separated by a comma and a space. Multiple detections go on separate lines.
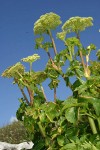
1, 12, 100, 149
0, 121, 29, 144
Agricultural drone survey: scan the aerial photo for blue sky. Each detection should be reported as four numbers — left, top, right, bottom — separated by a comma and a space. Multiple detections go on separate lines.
0, 0, 100, 127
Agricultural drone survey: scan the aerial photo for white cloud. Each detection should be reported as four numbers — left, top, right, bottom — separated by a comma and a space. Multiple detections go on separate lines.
9, 116, 18, 124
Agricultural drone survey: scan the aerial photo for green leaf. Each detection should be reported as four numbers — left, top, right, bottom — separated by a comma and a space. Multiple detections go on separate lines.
62, 97, 78, 111
31, 71, 47, 84
65, 107, 77, 124
35, 36, 44, 45
48, 79, 60, 89
40, 102, 59, 122
38, 121, 46, 138
91, 99, 100, 117
33, 139, 45, 150
65, 37, 82, 48
90, 61, 100, 75
60, 142, 76, 150
39, 111, 47, 123
25, 107, 39, 119
75, 69, 84, 77
72, 79, 82, 90
57, 31, 66, 41
57, 135, 65, 146
74, 83, 87, 94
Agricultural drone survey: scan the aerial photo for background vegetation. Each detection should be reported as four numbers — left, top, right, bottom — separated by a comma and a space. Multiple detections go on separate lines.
0, 121, 29, 144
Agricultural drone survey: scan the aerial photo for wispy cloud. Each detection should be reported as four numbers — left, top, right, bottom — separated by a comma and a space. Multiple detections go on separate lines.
9, 116, 18, 124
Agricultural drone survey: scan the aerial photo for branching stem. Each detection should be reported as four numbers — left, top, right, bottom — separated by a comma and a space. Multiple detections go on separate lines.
76, 33, 87, 75
48, 30, 58, 102
88, 116, 97, 134
15, 78, 29, 105
46, 52, 57, 102
48, 30, 57, 55
27, 87, 34, 106
19, 86, 30, 105
40, 85, 48, 102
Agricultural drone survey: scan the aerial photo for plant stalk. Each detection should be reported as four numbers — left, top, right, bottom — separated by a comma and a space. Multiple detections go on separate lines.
48, 30, 57, 55
46, 52, 57, 103
38, 122, 46, 138
88, 116, 97, 134
40, 85, 48, 102
27, 87, 34, 106
54, 87, 56, 103
76, 33, 87, 75
30, 62, 32, 75
97, 118, 100, 131
47, 30, 57, 102
15, 78, 30, 105
19, 86, 30, 105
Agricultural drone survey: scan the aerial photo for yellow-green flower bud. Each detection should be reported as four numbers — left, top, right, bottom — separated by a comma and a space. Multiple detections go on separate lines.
21, 54, 40, 63
56, 31, 66, 41
34, 12, 62, 34
62, 16, 93, 33
1, 62, 24, 78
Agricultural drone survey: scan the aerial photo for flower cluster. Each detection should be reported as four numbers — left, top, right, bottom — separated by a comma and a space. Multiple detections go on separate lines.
56, 31, 67, 41
62, 16, 93, 33
65, 37, 81, 47
34, 12, 62, 34
35, 36, 44, 45
1, 62, 24, 78
21, 54, 40, 63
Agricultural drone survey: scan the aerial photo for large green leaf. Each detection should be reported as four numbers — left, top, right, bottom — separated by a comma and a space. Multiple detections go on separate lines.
33, 138, 45, 150
91, 99, 100, 117
25, 107, 39, 119
57, 135, 65, 146
39, 111, 47, 123
40, 102, 59, 122
62, 97, 81, 112
65, 107, 77, 124
60, 142, 76, 150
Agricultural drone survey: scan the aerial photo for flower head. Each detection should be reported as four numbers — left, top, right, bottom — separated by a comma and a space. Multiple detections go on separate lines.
57, 31, 67, 41
34, 12, 62, 34
1, 62, 24, 78
62, 16, 93, 33
21, 54, 40, 64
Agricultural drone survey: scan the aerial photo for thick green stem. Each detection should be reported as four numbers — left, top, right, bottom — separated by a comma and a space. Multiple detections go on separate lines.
27, 87, 34, 106
76, 33, 87, 75
40, 85, 48, 102
38, 122, 46, 138
47, 30, 58, 102
54, 87, 56, 103
15, 79, 30, 105
47, 52, 57, 102
30, 62, 32, 75
47, 51, 52, 61
19, 86, 30, 105
48, 30, 57, 55
61, 73, 73, 91
88, 116, 97, 134
97, 117, 100, 131
16, 71, 23, 78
